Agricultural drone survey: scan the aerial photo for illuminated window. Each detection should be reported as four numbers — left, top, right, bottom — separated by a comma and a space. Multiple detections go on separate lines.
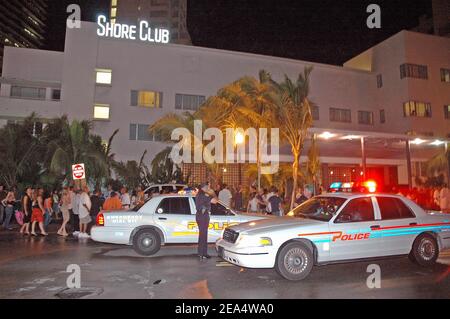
110, 7, 117, 18
441, 69, 450, 83
131, 90, 163, 108
111, 0, 117, 7
111, 18, 116, 24
403, 101, 432, 118
94, 104, 110, 120
95, 69, 112, 85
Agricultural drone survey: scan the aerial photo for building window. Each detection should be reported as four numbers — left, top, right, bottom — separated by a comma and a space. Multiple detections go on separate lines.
95, 69, 112, 85
51, 89, 61, 100
111, 0, 118, 7
330, 108, 351, 123
403, 101, 432, 118
93, 104, 110, 120
10, 86, 46, 100
129, 124, 156, 141
311, 105, 319, 121
400, 63, 428, 80
175, 94, 206, 111
441, 69, 450, 83
131, 90, 163, 108
380, 109, 385, 123
444, 105, 450, 119
376, 74, 383, 88
358, 111, 374, 125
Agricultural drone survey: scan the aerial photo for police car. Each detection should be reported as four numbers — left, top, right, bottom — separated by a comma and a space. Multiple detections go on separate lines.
216, 193, 450, 281
91, 193, 269, 256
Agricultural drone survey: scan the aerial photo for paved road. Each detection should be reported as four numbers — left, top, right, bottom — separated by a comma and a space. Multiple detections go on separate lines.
0, 229, 449, 299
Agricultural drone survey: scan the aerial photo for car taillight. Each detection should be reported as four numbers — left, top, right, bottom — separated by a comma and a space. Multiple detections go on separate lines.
96, 213, 105, 226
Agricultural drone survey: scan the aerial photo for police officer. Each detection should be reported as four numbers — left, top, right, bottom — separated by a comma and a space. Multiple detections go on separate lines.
195, 182, 218, 259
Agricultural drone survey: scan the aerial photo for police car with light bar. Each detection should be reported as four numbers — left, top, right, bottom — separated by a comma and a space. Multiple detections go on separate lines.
216, 193, 450, 281
91, 193, 269, 256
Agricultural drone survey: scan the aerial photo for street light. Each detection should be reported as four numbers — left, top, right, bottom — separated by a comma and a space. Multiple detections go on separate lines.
235, 131, 244, 186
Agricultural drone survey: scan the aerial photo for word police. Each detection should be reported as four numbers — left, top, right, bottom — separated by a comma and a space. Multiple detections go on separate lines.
97, 15, 170, 44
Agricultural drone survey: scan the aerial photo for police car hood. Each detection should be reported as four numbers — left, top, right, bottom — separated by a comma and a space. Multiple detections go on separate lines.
229, 217, 324, 234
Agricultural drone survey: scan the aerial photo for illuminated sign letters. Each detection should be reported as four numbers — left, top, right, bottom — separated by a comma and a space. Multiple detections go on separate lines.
96, 15, 170, 44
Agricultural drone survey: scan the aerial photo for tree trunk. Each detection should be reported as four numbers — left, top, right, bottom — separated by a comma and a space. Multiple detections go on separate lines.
290, 151, 300, 210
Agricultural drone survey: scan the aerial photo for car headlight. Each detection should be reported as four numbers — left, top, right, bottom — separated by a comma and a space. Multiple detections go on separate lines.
238, 235, 272, 247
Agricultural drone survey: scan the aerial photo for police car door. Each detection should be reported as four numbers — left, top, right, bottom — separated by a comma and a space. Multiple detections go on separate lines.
329, 197, 383, 260
208, 202, 234, 242
372, 196, 418, 256
153, 196, 195, 243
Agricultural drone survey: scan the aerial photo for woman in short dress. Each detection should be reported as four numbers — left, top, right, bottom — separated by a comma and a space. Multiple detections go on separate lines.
31, 188, 48, 236
20, 187, 33, 235
57, 188, 70, 237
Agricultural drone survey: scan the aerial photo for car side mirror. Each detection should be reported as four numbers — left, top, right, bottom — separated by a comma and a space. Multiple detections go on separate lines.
157, 208, 163, 214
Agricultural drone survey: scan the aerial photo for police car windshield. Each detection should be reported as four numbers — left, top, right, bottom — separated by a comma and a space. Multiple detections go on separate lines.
291, 197, 346, 222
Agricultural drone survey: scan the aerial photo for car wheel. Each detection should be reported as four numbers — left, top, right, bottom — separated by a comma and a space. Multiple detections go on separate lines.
275, 242, 314, 281
411, 234, 438, 267
132, 229, 161, 256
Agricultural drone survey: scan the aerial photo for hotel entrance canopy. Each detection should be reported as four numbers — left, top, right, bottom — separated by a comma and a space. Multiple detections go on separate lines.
277, 127, 449, 188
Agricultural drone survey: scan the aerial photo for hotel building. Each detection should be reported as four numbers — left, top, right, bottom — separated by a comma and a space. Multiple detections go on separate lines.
0, 21, 449, 188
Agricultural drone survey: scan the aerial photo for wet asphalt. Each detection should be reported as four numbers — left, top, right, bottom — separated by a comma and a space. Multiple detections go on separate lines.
0, 224, 449, 299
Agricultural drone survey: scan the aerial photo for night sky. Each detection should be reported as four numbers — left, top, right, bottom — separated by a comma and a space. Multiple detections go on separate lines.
45, 0, 432, 65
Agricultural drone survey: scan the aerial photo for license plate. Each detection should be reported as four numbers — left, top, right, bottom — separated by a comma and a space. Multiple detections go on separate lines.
218, 246, 224, 258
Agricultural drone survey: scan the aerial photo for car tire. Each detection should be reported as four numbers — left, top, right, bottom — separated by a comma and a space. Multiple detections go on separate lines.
410, 234, 439, 267
275, 241, 314, 281
132, 229, 161, 256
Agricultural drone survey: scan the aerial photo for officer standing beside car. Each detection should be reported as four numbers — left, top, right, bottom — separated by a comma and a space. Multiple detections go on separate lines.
195, 182, 218, 260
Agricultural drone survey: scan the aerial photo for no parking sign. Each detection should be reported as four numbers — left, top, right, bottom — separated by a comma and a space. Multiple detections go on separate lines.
72, 163, 85, 180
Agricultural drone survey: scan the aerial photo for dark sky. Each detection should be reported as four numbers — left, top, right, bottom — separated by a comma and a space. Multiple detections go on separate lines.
45, 0, 432, 65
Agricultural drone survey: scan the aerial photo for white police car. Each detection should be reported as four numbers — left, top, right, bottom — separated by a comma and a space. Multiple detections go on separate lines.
216, 193, 450, 281
91, 194, 268, 256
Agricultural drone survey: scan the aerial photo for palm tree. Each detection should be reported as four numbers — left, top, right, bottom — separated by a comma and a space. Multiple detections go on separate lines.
48, 119, 109, 186
306, 133, 321, 195
426, 146, 450, 183
0, 115, 41, 188
261, 67, 315, 209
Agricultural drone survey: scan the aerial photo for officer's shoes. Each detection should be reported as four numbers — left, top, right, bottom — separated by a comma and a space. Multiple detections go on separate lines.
199, 255, 212, 260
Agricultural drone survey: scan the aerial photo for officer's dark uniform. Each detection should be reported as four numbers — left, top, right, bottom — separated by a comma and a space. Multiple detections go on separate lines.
195, 189, 212, 257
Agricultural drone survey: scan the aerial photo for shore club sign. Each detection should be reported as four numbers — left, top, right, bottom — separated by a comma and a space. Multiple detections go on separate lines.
96, 15, 170, 44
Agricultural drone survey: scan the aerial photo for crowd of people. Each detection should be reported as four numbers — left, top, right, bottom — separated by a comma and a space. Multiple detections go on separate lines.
0, 184, 147, 237
392, 184, 450, 213
0, 181, 449, 236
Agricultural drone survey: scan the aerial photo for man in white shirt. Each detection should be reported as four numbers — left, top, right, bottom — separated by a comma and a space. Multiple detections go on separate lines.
218, 184, 232, 207
78, 186, 92, 238
121, 187, 131, 209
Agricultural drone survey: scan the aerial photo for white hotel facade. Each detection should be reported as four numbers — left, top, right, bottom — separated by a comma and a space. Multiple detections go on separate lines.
0, 21, 449, 188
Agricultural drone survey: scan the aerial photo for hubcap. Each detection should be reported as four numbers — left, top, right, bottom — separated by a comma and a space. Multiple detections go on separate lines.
142, 236, 153, 248
419, 238, 435, 261
284, 247, 308, 274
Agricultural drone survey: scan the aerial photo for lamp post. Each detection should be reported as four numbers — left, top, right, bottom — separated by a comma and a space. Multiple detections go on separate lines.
235, 131, 244, 186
